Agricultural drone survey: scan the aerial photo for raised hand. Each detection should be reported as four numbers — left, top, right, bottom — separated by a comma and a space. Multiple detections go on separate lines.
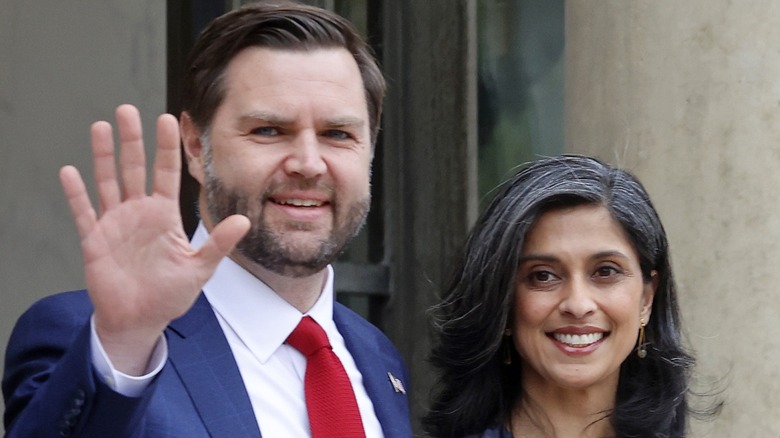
60, 105, 249, 375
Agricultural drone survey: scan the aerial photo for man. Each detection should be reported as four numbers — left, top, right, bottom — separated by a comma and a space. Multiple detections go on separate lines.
2, 2, 412, 437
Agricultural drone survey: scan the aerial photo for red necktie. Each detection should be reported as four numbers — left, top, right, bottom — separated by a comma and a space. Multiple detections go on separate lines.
286, 316, 366, 438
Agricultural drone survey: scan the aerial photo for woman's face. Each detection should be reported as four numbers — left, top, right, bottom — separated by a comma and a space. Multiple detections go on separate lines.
511, 204, 655, 393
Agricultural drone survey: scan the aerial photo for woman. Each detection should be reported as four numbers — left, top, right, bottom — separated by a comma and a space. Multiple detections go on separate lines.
424, 155, 711, 437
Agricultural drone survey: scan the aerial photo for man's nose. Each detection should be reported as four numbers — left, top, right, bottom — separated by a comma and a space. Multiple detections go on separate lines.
284, 131, 327, 178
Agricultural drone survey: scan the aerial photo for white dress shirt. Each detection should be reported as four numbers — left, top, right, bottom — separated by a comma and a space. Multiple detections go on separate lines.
91, 222, 384, 437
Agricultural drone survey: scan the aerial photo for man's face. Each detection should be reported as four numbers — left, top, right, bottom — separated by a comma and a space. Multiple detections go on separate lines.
190, 47, 373, 278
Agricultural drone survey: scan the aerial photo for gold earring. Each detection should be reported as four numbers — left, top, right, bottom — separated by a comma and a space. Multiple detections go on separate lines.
637, 318, 647, 359
503, 329, 512, 365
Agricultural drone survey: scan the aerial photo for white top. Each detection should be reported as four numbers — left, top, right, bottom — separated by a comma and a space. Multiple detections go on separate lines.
91, 222, 384, 437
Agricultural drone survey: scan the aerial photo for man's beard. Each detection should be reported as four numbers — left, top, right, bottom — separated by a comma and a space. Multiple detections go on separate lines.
201, 149, 370, 278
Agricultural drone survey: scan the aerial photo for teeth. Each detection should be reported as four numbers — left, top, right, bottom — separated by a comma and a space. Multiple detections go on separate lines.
553, 332, 604, 347
278, 199, 323, 207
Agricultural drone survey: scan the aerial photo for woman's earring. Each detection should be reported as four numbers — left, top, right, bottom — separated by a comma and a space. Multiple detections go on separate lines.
503, 328, 512, 365
637, 318, 647, 359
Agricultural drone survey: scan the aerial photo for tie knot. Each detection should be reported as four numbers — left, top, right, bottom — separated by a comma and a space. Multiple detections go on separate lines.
286, 316, 332, 357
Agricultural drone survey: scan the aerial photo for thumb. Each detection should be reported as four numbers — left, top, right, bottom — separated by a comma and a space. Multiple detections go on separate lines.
196, 215, 251, 268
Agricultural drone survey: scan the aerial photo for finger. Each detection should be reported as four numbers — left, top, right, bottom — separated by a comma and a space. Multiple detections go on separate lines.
59, 165, 97, 240
195, 215, 251, 270
91, 121, 121, 213
152, 113, 182, 201
116, 104, 147, 199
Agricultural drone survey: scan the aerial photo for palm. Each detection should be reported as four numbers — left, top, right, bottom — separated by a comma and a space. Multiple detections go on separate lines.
81, 193, 198, 330
60, 105, 248, 372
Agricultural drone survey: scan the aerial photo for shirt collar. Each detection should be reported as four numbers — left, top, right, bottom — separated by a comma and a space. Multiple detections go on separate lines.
191, 222, 334, 363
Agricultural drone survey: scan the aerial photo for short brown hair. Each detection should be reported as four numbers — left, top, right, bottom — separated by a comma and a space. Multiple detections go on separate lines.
181, 1, 386, 143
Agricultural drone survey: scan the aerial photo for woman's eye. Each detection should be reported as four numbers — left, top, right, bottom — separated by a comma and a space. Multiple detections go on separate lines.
594, 266, 620, 278
529, 271, 556, 283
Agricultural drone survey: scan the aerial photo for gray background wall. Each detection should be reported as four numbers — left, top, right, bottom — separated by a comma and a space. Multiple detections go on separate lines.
0, 2, 166, 430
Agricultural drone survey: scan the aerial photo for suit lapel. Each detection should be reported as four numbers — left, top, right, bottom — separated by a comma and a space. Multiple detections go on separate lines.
334, 304, 413, 438
167, 294, 262, 438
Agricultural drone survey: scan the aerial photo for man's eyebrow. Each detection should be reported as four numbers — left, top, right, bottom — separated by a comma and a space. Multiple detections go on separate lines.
321, 115, 366, 129
238, 111, 291, 125
237, 113, 366, 130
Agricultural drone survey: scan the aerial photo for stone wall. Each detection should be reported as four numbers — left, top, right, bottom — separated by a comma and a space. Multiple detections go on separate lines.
567, 1, 780, 435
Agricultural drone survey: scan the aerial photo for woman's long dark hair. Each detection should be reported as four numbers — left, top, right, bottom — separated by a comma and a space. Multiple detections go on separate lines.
424, 155, 705, 437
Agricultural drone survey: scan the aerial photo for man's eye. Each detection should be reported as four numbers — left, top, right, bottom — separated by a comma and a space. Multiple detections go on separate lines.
324, 130, 350, 140
252, 127, 279, 136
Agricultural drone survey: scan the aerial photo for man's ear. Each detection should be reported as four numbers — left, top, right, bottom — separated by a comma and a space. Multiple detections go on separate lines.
180, 112, 205, 185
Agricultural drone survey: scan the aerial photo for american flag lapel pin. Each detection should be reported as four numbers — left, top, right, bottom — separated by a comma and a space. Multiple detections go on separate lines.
387, 372, 406, 394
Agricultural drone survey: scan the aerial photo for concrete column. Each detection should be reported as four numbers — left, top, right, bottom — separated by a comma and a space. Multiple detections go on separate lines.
567, 1, 780, 435
0, 2, 165, 431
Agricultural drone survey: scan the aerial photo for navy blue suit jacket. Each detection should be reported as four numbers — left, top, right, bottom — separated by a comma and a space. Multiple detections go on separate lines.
3, 291, 412, 437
